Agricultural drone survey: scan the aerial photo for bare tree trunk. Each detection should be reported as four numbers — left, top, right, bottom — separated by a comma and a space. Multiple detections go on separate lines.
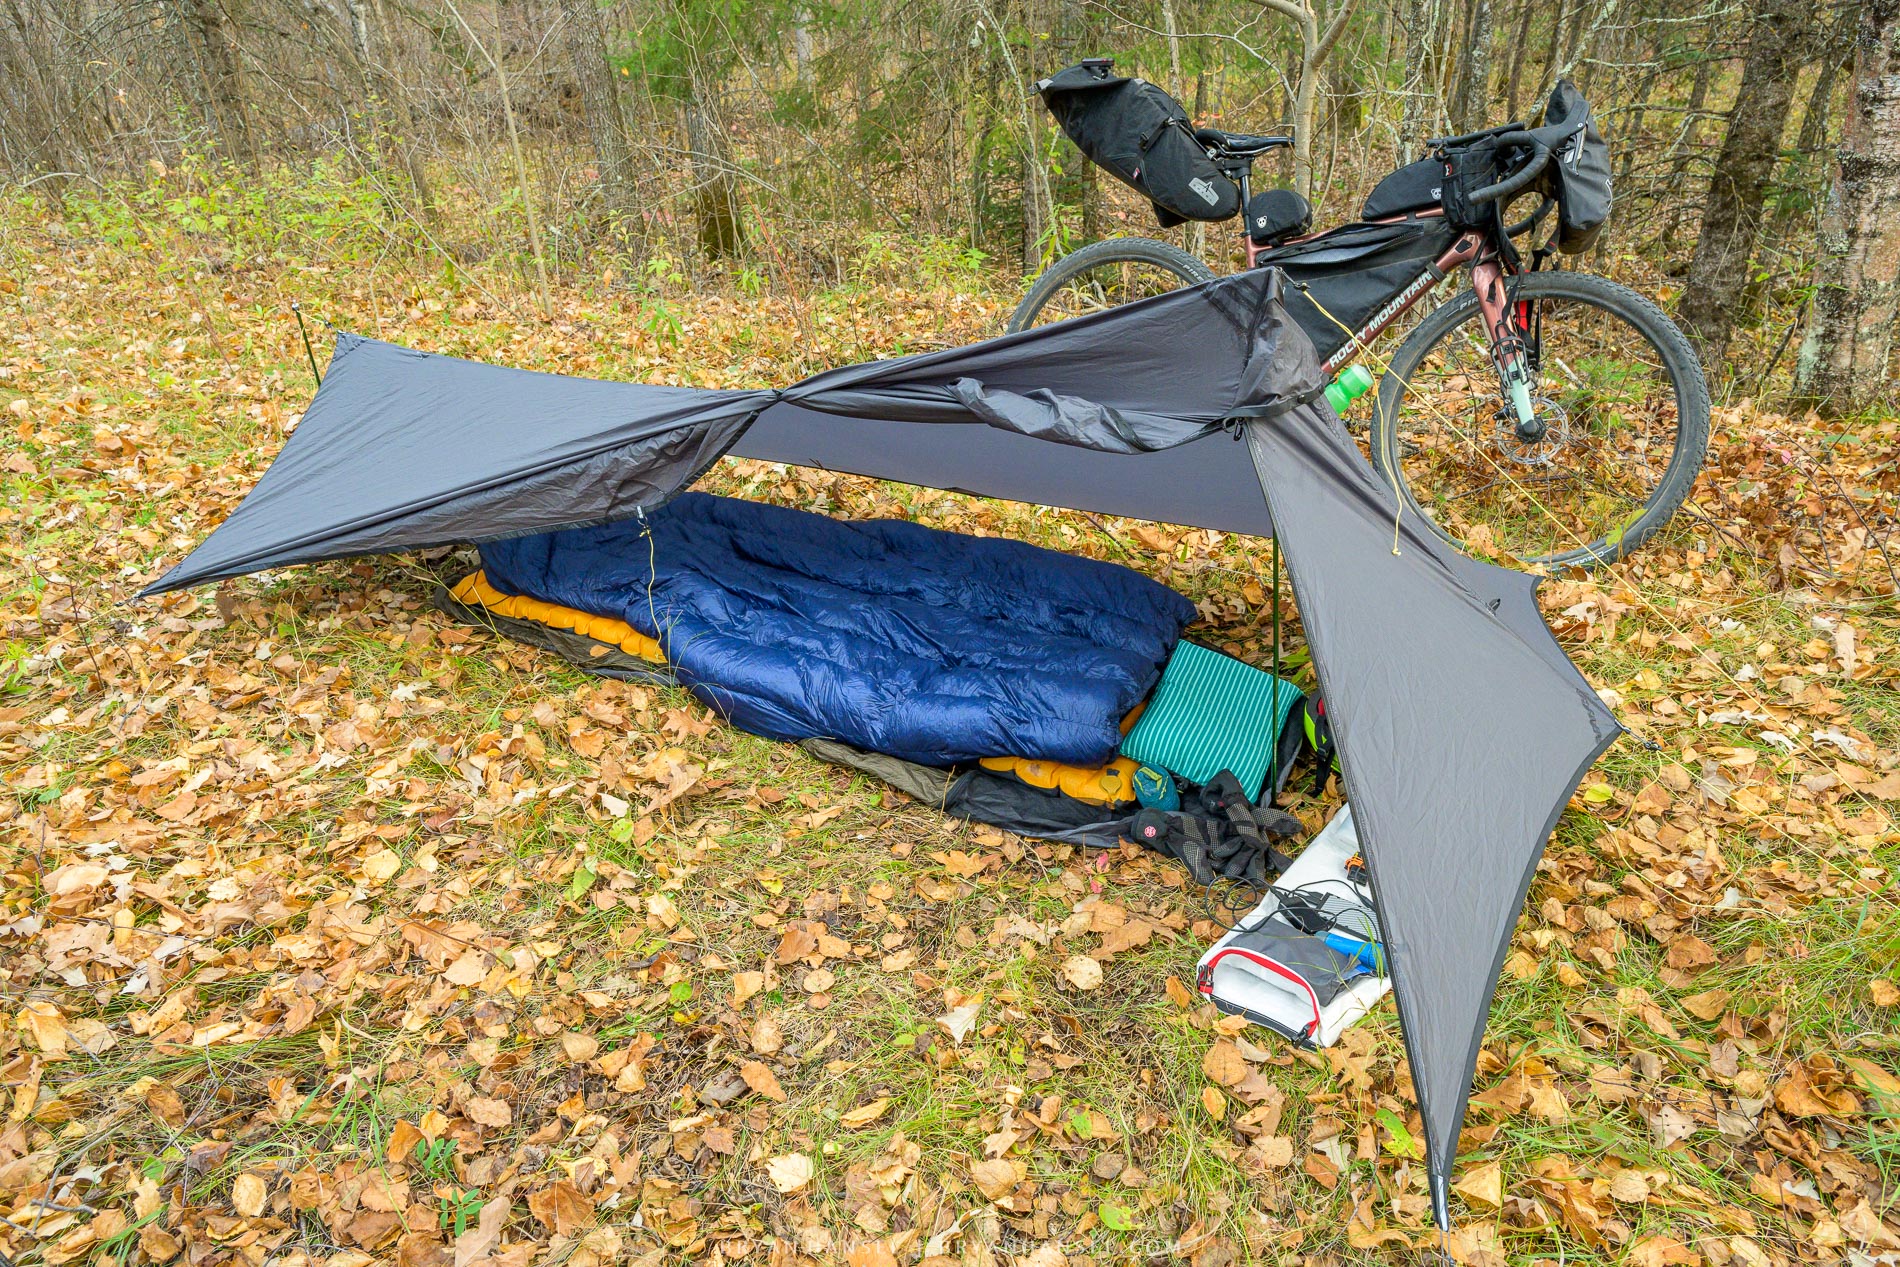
1020, 149, 1045, 270
1185, 68, 1207, 260
495, 20, 552, 308
1254, 0, 1357, 199
559, 0, 637, 219
1161, 0, 1184, 98
1526, 0, 1566, 118
1399, 0, 1444, 156
1502, 0, 1535, 119
686, 79, 746, 257
1795, 14, 1854, 154
793, 8, 813, 85
1658, 54, 1715, 251
164, 0, 251, 156
1792, 0, 1900, 412
343, 0, 433, 213
1536, 0, 1616, 105
976, 0, 1049, 272
1453, 0, 1492, 131
1679, 0, 1812, 366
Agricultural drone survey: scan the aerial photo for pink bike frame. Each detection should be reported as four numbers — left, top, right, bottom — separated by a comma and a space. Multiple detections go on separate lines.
1243, 208, 1524, 381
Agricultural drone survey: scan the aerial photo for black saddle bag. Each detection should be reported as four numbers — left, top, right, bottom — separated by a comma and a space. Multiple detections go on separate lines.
1037, 59, 1242, 226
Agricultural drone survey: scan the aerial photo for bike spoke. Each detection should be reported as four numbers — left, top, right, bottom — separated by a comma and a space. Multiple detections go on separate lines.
1389, 286, 1684, 564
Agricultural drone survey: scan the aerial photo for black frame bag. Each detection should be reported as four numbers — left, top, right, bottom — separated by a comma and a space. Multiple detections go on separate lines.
1256, 217, 1461, 362
1037, 59, 1242, 226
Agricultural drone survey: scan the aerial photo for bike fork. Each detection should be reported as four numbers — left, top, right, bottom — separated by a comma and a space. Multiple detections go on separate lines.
1472, 260, 1540, 438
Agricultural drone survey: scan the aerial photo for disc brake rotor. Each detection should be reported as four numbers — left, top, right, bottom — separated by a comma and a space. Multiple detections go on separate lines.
1493, 396, 1570, 466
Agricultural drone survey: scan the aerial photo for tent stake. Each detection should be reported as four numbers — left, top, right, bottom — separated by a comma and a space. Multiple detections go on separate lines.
292, 303, 322, 388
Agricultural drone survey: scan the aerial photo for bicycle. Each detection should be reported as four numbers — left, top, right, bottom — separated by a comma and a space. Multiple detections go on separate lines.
1015, 70, 1710, 572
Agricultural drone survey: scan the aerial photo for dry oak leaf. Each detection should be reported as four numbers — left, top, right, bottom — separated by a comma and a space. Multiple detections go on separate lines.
1251, 1136, 1295, 1169
17, 1000, 68, 1057
1774, 1061, 1858, 1118
1098, 917, 1156, 957
527, 1180, 596, 1236
969, 1157, 1022, 1201
134, 1077, 186, 1127
1871, 979, 1900, 1007
936, 998, 982, 1044
464, 1096, 512, 1128
733, 970, 765, 1006
1679, 989, 1730, 1021
1060, 955, 1104, 991
361, 849, 403, 883
751, 1014, 784, 1055
1844, 1056, 1900, 1113
1606, 1168, 1649, 1204
841, 1098, 892, 1128
1663, 934, 1717, 972
765, 1153, 814, 1194
775, 925, 820, 964
140, 1225, 183, 1263
846, 1243, 900, 1267
442, 950, 489, 988
232, 1172, 268, 1218
1627, 1237, 1699, 1267
740, 1059, 786, 1102
1201, 1040, 1249, 1088
1200, 1086, 1226, 1121
1839, 1198, 1900, 1248
1453, 1159, 1502, 1209
386, 1120, 424, 1164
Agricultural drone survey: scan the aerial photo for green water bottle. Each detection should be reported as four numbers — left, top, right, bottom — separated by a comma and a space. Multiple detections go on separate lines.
1323, 364, 1375, 413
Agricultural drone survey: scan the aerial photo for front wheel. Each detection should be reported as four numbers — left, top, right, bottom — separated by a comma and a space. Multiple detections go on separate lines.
1370, 269, 1710, 570
1008, 238, 1215, 334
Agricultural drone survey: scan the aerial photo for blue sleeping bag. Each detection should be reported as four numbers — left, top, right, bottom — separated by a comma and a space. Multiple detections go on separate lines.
478, 493, 1194, 766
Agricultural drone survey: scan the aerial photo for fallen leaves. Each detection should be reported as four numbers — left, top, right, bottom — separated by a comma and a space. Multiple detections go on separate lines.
935, 996, 982, 1043
3, 217, 1897, 1267
969, 1157, 1022, 1201
841, 1096, 892, 1128
1454, 1159, 1503, 1209
231, 1172, 268, 1218
765, 1153, 814, 1193
1059, 955, 1103, 990
740, 1059, 786, 1101
464, 1096, 512, 1128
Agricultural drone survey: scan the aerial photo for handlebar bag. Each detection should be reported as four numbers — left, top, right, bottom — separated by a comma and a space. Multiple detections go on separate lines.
1438, 134, 1519, 234
1528, 80, 1611, 253
1255, 217, 1460, 362
1037, 60, 1241, 225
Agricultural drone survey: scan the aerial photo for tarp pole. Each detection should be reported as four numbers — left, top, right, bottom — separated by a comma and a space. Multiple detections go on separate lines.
291, 303, 322, 387
1269, 532, 1282, 796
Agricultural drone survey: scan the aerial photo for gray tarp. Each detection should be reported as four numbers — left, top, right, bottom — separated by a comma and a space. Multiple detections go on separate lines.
140, 268, 1619, 1229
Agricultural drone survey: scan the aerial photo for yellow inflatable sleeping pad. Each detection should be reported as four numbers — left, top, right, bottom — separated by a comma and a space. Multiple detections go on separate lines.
450, 571, 665, 664
451, 570, 1142, 805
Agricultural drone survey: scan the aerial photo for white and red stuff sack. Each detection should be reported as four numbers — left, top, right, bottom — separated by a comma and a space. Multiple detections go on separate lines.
1195, 805, 1390, 1049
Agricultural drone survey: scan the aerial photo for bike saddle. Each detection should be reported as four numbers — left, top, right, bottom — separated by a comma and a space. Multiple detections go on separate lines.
1193, 127, 1294, 157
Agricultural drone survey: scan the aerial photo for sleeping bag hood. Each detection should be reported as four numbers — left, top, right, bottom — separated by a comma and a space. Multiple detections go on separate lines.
140, 267, 1620, 1232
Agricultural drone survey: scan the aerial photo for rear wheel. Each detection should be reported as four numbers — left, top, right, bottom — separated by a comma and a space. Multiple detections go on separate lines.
1008, 238, 1215, 334
1370, 269, 1709, 570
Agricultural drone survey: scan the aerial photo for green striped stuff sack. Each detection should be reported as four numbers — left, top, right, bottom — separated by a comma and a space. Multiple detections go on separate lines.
1119, 641, 1305, 802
